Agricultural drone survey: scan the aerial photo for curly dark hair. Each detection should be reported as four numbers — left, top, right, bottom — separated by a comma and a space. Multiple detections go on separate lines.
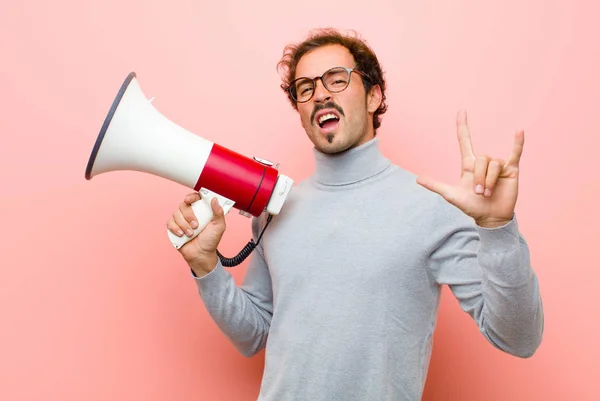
277, 28, 388, 133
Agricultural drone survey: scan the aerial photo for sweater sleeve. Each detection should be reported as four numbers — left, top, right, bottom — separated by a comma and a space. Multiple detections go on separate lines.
427, 210, 544, 358
192, 216, 273, 357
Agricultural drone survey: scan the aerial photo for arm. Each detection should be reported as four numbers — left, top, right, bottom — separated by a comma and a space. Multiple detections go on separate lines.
428, 211, 544, 357
193, 215, 273, 357
417, 109, 544, 356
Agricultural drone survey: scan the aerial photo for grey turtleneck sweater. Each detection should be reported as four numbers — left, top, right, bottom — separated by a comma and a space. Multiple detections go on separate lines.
193, 138, 544, 401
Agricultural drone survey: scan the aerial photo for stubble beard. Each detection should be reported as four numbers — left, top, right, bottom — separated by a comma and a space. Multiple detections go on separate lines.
314, 130, 352, 154
307, 112, 370, 155
322, 122, 370, 155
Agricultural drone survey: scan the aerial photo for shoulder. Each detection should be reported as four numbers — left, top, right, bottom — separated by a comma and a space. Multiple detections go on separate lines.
249, 176, 314, 237
384, 164, 475, 229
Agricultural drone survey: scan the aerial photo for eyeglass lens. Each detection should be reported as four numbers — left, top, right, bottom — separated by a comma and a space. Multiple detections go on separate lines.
293, 68, 351, 102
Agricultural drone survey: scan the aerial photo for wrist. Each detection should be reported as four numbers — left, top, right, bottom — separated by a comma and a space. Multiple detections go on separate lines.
189, 253, 219, 278
475, 216, 512, 229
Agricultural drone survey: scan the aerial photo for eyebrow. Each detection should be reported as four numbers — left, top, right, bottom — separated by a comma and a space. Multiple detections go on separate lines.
295, 65, 355, 80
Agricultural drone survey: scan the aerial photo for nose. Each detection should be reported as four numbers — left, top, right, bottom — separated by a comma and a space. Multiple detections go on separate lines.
312, 78, 332, 103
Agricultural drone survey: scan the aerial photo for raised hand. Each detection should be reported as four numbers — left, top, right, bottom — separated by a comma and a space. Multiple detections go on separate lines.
416, 109, 524, 228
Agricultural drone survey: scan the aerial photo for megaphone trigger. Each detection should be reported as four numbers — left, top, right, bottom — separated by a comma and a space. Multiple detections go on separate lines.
167, 188, 236, 250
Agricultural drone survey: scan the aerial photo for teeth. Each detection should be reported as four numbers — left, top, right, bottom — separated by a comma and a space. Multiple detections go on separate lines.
318, 113, 339, 125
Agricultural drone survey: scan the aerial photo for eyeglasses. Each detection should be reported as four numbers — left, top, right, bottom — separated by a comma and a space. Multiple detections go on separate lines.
287, 66, 369, 103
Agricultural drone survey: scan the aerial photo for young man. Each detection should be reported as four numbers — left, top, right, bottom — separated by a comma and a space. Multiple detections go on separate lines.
166, 28, 544, 400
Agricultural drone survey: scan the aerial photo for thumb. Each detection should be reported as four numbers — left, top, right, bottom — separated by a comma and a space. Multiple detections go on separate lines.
193, 198, 226, 252
416, 176, 457, 205
210, 197, 226, 227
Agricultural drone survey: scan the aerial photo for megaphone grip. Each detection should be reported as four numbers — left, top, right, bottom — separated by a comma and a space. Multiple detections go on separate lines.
167, 188, 235, 249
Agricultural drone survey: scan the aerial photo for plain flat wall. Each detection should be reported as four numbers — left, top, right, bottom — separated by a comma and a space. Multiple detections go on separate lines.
1, 1, 598, 400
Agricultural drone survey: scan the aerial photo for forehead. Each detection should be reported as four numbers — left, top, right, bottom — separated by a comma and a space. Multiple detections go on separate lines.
295, 44, 356, 79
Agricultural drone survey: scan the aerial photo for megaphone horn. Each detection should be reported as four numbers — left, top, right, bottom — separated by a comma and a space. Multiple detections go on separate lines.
85, 72, 294, 266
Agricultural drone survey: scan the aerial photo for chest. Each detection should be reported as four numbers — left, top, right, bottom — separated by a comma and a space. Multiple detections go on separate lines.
260, 186, 436, 302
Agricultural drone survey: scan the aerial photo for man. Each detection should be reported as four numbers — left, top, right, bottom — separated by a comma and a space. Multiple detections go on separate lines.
166, 28, 544, 400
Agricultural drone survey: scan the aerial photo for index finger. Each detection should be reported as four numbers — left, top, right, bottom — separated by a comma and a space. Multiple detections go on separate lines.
456, 109, 475, 163
184, 192, 201, 205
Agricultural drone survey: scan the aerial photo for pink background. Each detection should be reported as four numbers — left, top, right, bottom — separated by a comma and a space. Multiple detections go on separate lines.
1, 1, 598, 400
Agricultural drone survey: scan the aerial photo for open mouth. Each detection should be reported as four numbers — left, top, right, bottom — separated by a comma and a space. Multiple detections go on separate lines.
317, 113, 340, 129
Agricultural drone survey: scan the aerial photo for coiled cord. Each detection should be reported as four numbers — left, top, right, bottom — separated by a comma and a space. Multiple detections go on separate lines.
216, 214, 273, 267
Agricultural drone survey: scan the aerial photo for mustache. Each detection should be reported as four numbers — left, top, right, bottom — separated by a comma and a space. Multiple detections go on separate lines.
311, 102, 345, 124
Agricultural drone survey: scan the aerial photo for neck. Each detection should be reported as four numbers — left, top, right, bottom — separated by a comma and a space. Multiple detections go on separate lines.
312, 138, 391, 186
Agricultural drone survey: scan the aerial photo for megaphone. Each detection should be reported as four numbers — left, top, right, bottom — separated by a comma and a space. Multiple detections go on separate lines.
85, 72, 294, 265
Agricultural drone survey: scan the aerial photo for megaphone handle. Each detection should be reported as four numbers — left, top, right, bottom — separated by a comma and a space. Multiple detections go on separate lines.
167, 188, 235, 249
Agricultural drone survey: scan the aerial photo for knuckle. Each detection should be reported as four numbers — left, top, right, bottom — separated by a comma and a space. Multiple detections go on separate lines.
166, 221, 182, 234
173, 211, 187, 226
184, 211, 196, 223
186, 193, 200, 203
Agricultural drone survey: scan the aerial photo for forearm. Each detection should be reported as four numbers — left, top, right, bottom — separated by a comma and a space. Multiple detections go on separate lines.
194, 261, 272, 357
475, 219, 544, 357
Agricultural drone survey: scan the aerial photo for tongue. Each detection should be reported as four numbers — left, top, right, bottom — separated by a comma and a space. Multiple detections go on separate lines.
321, 119, 338, 129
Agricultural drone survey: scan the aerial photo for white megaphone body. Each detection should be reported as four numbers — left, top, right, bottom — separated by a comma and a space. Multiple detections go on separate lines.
85, 72, 294, 265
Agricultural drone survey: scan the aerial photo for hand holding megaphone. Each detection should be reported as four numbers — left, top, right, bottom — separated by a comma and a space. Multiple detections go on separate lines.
167, 191, 229, 275
166, 187, 235, 249
85, 72, 293, 266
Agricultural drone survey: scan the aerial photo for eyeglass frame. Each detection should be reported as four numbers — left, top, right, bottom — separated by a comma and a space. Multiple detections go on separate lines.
286, 66, 370, 103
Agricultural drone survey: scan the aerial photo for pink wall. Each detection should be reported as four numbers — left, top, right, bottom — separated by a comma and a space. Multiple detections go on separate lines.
1, 1, 598, 400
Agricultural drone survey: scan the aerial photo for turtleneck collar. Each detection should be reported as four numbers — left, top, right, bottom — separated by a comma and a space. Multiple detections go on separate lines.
312, 138, 391, 186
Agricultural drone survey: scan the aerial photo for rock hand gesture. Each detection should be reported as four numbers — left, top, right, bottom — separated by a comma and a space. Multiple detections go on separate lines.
417, 109, 525, 228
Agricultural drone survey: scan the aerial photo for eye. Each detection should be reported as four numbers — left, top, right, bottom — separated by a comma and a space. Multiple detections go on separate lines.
324, 69, 349, 89
294, 79, 313, 96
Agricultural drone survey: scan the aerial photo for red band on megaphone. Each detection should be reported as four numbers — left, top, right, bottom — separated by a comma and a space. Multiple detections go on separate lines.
195, 144, 278, 217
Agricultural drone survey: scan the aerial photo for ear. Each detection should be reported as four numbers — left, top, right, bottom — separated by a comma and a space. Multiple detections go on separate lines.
367, 84, 382, 113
